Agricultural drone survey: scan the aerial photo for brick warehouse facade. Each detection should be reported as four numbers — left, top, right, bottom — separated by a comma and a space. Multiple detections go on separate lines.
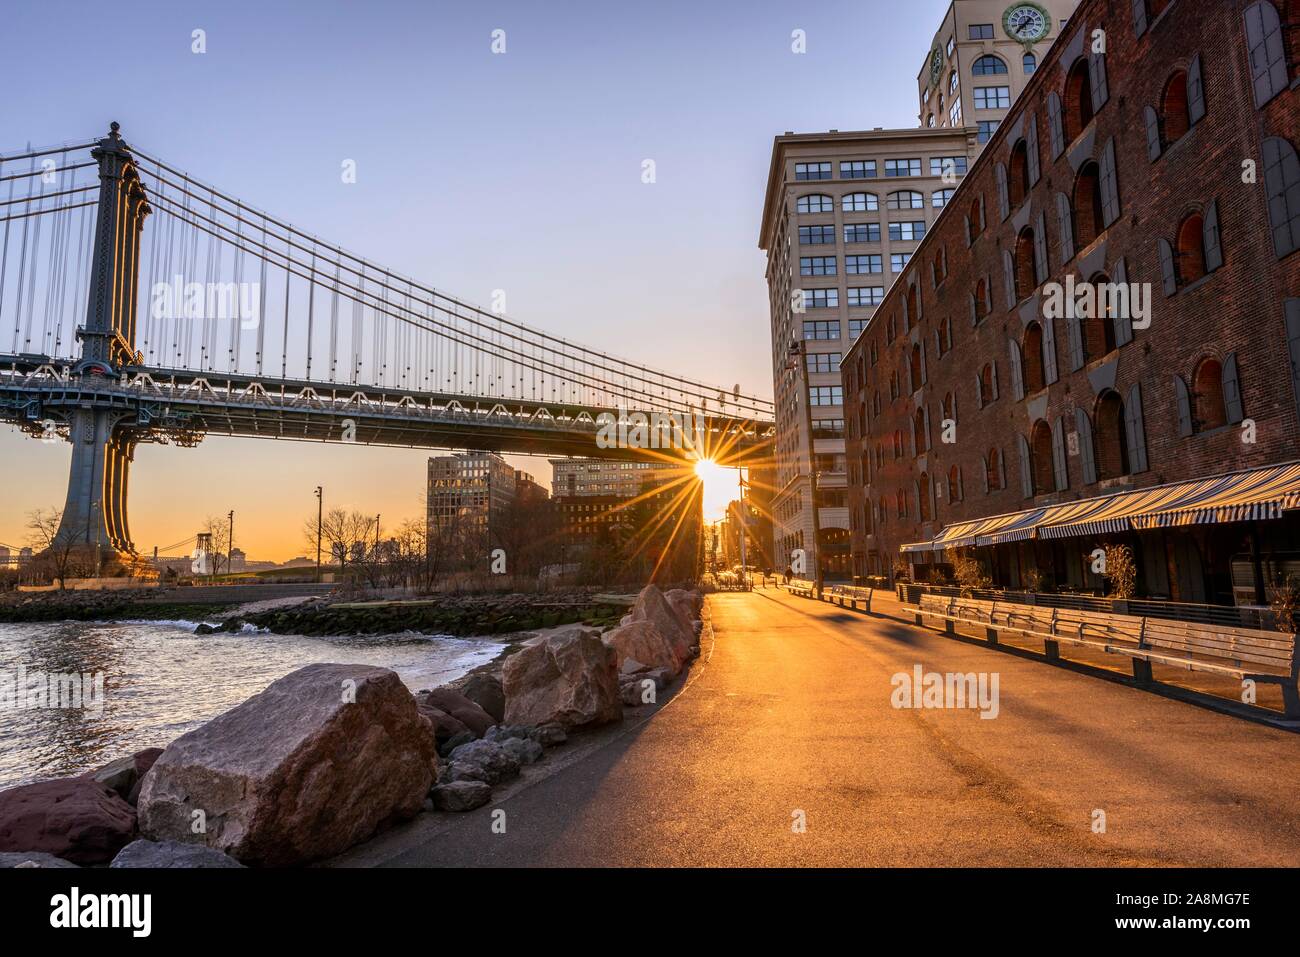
843, 0, 1300, 602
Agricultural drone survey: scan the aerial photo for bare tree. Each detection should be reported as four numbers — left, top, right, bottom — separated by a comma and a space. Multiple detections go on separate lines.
201, 515, 232, 579
26, 507, 83, 588
304, 508, 376, 574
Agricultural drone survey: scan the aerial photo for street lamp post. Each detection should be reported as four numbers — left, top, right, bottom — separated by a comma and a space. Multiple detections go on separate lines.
314, 486, 323, 583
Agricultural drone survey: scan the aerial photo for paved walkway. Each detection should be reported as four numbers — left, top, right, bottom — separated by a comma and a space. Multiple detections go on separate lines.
352, 588, 1300, 867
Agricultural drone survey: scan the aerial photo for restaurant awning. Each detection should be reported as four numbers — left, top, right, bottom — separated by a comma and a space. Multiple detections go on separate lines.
899, 461, 1300, 555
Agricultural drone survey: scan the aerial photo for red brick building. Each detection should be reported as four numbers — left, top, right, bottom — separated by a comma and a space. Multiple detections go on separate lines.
843, 0, 1300, 605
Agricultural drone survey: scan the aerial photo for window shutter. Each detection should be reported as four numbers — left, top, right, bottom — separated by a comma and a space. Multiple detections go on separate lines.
981, 454, 990, 493
1144, 105, 1162, 161
1026, 114, 1041, 185
935, 328, 942, 355
923, 405, 932, 448
916, 283, 923, 320
1287, 298, 1300, 423
1132, 0, 1148, 36
1124, 383, 1149, 473
996, 163, 1010, 220
1056, 192, 1075, 262
1203, 198, 1222, 272
1018, 434, 1034, 499
1042, 316, 1059, 384
1002, 249, 1017, 309
1158, 238, 1177, 295
1089, 46, 1109, 110
1066, 306, 1084, 371
1113, 257, 1133, 346
969, 293, 978, 326
1187, 54, 1206, 125
999, 449, 1007, 490
1009, 338, 1025, 400
992, 360, 1000, 400
920, 340, 928, 383
1222, 352, 1244, 424
976, 372, 985, 409
1174, 375, 1193, 436
1264, 136, 1300, 259
1099, 138, 1120, 227
1052, 417, 1068, 490
1245, 1, 1289, 108
930, 471, 938, 517
964, 214, 973, 248
979, 195, 987, 232
1076, 407, 1097, 484
1047, 91, 1064, 159
1034, 212, 1049, 284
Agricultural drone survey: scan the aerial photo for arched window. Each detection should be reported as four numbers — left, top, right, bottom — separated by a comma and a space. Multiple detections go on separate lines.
979, 363, 997, 405
797, 194, 834, 213
1073, 162, 1104, 248
932, 248, 946, 284
1030, 420, 1055, 493
1192, 357, 1228, 431
909, 342, 923, 390
1014, 227, 1036, 300
985, 448, 1005, 491
913, 407, 928, 453
1161, 70, 1190, 145
842, 192, 878, 212
938, 316, 952, 355
1245, 1, 1291, 108
887, 190, 925, 210
896, 488, 908, 518
973, 54, 1008, 76
1063, 59, 1095, 142
974, 277, 989, 320
1094, 390, 1130, 479
1022, 322, 1046, 393
893, 430, 903, 458
948, 464, 963, 502
968, 197, 983, 242
1176, 211, 1208, 284
1083, 271, 1118, 360
918, 472, 933, 521
878, 497, 887, 529
1008, 140, 1030, 207
942, 391, 957, 424
1023, 52, 1037, 74
906, 285, 920, 329
1263, 137, 1300, 258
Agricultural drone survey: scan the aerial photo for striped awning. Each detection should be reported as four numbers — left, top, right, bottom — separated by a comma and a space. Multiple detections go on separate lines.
899, 461, 1300, 554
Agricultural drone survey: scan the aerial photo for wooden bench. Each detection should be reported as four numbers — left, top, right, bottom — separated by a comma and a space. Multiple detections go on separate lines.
913, 592, 1300, 717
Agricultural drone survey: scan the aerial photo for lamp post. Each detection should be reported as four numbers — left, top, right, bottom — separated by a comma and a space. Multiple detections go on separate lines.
314, 486, 323, 583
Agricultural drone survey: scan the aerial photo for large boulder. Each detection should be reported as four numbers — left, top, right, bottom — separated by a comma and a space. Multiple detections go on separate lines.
0, 851, 79, 868
416, 703, 470, 749
446, 739, 521, 785
111, 839, 244, 868
0, 778, 136, 865
629, 586, 695, 660
417, 688, 494, 738
502, 627, 622, 730
431, 780, 491, 813
85, 748, 164, 806
458, 673, 506, 723
137, 664, 436, 867
666, 588, 703, 619
602, 620, 685, 677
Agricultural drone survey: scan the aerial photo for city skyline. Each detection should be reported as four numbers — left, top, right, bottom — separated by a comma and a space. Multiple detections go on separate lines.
0, 0, 949, 560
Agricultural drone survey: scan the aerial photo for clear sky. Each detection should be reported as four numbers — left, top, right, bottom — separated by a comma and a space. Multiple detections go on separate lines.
0, 0, 948, 560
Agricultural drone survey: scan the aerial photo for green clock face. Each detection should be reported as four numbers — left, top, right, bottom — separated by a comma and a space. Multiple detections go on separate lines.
929, 46, 943, 86
1003, 3, 1051, 43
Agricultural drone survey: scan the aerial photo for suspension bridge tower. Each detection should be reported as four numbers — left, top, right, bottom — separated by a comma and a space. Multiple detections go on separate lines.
56, 122, 151, 557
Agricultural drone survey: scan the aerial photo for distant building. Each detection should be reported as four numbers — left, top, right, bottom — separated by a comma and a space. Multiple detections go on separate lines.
427, 452, 517, 558
549, 458, 676, 499
513, 469, 550, 505
229, 547, 247, 572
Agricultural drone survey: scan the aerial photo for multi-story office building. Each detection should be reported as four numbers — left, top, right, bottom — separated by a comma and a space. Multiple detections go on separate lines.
513, 469, 549, 506
549, 458, 676, 499
844, 0, 1300, 603
759, 127, 978, 579
918, 0, 1080, 145
426, 452, 516, 548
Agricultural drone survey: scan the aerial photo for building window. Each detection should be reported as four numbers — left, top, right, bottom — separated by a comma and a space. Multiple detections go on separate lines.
887, 190, 925, 210
1064, 59, 1095, 141
1023, 52, 1037, 74
844, 223, 881, 243
977, 120, 1000, 143
969, 23, 994, 39
1014, 227, 1037, 299
813, 418, 845, 439
795, 162, 832, 181
798, 224, 835, 244
933, 188, 955, 208
1073, 162, 1104, 248
802, 288, 839, 309
979, 362, 998, 406
973, 54, 1008, 76
805, 352, 841, 374
890, 253, 913, 272
848, 318, 868, 338
800, 256, 836, 276
948, 70, 959, 95
847, 286, 884, 307
1093, 391, 1130, 479
1191, 357, 1228, 431
974, 86, 1011, 109
888, 221, 926, 241
1263, 137, 1300, 258
796, 193, 834, 213
927, 114, 936, 128
930, 156, 968, 177
948, 464, 964, 502
949, 100, 964, 125
1175, 212, 1208, 284
840, 160, 877, 178
846, 254, 883, 274
809, 386, 843, 406
842, 191, 879, 212
803, 320, 840, 340
985, 448, 1005, 490
1245, 1, 1291, 108
885, 158, 922, 177
946, 35, 955, 57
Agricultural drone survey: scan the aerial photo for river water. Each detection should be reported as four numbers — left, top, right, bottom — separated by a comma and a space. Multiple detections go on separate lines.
0, 618, 504, 790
